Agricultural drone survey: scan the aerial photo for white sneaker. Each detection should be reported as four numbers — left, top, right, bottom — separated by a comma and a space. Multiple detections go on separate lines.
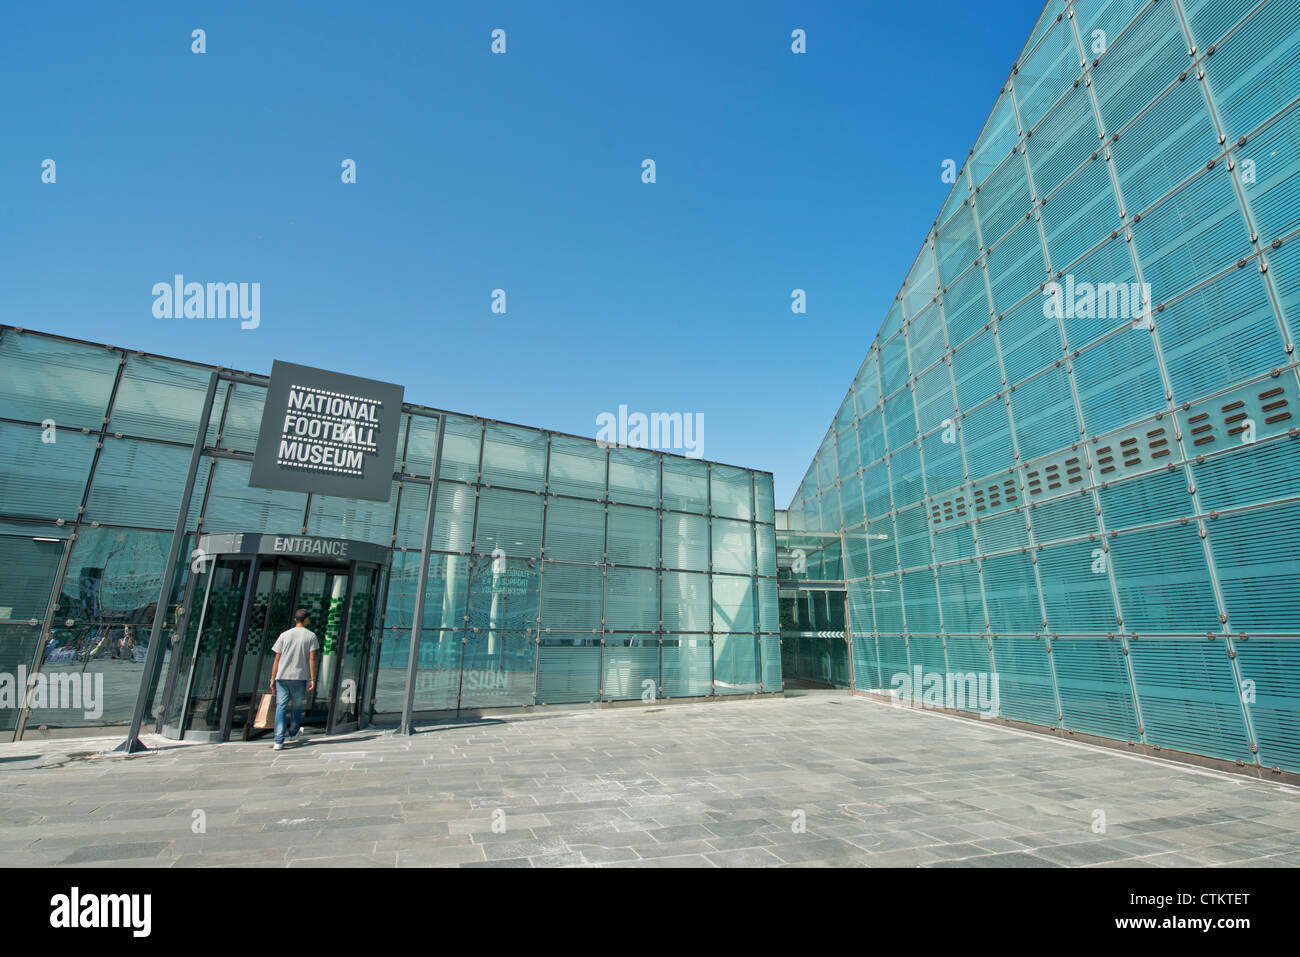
272, 743, 283, 751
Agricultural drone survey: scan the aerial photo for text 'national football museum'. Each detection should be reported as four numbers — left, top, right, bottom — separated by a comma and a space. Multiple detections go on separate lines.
3, 0, 1300, 781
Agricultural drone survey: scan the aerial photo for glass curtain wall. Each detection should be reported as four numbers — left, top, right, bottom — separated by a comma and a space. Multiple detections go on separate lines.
787, 0, 1300, 775
0, 326, 780, 739
372, 417, 782, 713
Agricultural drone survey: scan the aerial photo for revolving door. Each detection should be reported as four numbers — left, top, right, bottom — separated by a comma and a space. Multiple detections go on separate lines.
157, 533, 387, 742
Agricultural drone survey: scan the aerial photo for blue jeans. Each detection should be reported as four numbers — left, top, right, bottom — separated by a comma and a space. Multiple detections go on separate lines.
274, 679, 307, 745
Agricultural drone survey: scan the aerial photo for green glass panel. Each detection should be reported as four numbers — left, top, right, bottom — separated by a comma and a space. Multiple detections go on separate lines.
0, 330, 118, 430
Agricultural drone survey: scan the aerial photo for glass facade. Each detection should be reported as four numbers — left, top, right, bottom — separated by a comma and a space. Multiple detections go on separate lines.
0, 327, 778, 739
788, 0, 1300, 775
3, 0, 1299, 783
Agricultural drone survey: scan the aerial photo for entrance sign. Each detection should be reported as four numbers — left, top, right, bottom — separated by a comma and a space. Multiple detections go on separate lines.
196, 533, 391, 567
250, 361, 404, 502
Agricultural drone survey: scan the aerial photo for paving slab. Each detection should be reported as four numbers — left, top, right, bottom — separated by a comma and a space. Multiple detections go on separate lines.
1, 695, 1297, 867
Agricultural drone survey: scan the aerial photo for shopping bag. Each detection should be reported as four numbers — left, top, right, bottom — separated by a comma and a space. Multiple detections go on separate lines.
253, 691, 277, 730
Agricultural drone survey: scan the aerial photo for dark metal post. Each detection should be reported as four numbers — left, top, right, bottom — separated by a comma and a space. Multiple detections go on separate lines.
396, 416, 446, 735
115, 370, 219, 753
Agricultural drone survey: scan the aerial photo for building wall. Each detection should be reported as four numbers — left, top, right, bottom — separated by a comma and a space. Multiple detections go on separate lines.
789, 0, 1300, 774
0, 327, 778, 738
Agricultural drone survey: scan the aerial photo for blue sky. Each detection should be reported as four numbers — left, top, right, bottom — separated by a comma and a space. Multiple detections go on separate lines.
1, 0, 1047, 505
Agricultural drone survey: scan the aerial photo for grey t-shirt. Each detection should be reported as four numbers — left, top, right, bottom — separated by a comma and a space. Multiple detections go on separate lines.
272, 626, 319, 681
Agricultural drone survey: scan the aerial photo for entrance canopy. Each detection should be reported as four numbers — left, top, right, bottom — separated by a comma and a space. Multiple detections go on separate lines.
197, 533, 390, 567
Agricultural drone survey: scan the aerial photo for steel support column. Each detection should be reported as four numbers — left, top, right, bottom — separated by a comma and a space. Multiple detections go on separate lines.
396, 415, 446, 735
115, 370, 219, 754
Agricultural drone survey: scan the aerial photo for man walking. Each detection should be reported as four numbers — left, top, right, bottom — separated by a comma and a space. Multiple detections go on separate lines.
269, 608, 319, 750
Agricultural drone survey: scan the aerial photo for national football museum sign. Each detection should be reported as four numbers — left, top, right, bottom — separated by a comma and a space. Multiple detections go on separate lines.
249, 360, 405, 502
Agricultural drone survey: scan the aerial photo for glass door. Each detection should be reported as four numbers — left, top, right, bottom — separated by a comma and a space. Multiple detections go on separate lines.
779, 587, 851, 689
330, 563, 379, 730
158, 553, 387, 740
161, 557, 253, 739
233, 562, 295, 738
292, 566, 348, 728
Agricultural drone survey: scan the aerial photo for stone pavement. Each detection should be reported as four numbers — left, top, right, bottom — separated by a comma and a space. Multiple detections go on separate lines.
2, 692, 1298, 867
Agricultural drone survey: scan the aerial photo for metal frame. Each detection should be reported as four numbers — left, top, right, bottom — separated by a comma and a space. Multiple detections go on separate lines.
217, 556, 262, 742
397, 414, 447, 735
12, 534, 74, 741
164, 556, 218, 739
14, 347, 129, 742
155, 556, 206, 735
236, 558, 292, 740
116, 369, 219, 753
